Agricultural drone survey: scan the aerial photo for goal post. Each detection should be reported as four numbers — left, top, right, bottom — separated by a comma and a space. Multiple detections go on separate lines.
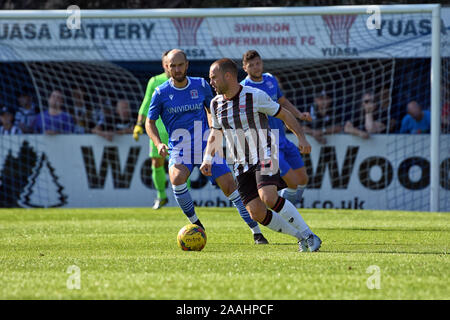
0, 5, 446, 211
430, 4, 441, 212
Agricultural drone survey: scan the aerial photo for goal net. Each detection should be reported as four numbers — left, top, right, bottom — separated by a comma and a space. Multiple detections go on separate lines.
265, 56, 449, 211
0, 6, 448, 211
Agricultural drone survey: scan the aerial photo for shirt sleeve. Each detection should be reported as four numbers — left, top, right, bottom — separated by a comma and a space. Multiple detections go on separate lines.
210, 101, 221, 130
399, 116, 409, 133
138, 77, 157, 117
147, 88, 162, 121
255, 89, 281, 117
273, 76, 283, 100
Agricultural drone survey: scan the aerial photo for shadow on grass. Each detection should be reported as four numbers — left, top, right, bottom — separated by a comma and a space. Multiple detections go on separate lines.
318, 227, 450, 232
265, 243, 447, 255
317, 249, 447, 255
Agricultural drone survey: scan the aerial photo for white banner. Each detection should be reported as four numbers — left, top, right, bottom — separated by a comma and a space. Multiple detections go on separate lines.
0, 134, 448, 211
0, 9, 449, 61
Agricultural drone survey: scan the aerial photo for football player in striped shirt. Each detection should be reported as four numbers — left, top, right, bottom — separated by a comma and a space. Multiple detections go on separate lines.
241, 50, 310, 207
201, 58, 321, 252
146, 49, 269, 244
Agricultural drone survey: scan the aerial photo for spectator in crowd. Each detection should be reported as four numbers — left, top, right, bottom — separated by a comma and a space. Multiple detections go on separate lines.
14, 88, 38, 133
91, 97, 116, 141
377, 85, 397, 133
399, 101, 431, 134
344, 91, 383, 140
68, 86, 95, 134
92, 98, 133, 140
302, 88, 343, 144
362, 86, 397, 133
343, 120, 369, 139
0, 105, 22, 134
345, 88, 397, 138
113, 99, 134, 134
34, 90, 75, 134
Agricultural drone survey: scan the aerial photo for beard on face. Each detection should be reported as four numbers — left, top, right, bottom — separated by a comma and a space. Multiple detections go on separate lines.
215, 82, 228, 95
250, 69, 262, 79
171, 68, 187, 83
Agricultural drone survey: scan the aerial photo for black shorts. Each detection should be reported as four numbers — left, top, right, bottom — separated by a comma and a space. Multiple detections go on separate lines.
236, 164, 287, 206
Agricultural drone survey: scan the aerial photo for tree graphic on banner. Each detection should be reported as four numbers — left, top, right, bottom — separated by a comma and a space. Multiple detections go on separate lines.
18, 153, 67, 208
0, 141, 38, 208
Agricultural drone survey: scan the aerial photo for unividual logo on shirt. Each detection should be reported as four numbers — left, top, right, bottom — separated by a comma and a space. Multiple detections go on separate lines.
167, 102, 204, 114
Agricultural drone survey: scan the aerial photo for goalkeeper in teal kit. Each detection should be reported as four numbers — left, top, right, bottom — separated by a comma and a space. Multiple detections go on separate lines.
133, 51, 171, 209
145, 49, 269, 244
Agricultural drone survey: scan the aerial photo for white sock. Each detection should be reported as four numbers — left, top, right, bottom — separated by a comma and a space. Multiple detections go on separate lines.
188, 214, 199, 224
251, 226, 262, 234
262, 210, 303, 240
276, 197, 312, 239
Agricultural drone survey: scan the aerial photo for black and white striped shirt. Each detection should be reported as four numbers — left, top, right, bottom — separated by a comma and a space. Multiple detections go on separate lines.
210, 85, 281, 176
14, 106, 38, 133
0, 125, 22, 135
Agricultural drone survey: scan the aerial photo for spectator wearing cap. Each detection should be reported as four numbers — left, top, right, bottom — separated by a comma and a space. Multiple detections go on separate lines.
302, 88, 343, 144
15, 88, 38, 133
399, 101, 431, 134
34, 90, 75, 134
0, 106, 22, 135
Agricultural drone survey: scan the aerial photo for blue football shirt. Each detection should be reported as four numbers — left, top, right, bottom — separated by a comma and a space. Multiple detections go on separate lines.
148, 76, 213, 153
240, 73, 287, 148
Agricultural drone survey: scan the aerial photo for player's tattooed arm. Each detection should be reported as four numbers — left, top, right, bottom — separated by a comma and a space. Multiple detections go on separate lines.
278, 96, 311, 122
145, 118, 168, 157
276, 107, 312, 154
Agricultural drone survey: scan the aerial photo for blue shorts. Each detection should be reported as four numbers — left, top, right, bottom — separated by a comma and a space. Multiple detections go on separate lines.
168, 152, 231, 185
279, 139, 304, 177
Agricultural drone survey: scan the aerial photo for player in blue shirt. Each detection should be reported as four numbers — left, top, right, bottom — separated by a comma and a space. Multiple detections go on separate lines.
241, 50, 311, 206
146, 49, 268, 244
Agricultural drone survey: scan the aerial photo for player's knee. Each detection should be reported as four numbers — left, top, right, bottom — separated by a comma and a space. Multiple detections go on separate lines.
169, 172, 188, 186
260, 192, 277, 209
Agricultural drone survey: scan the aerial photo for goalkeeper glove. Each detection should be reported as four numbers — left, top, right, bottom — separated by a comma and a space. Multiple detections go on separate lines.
133, 123, 144, 141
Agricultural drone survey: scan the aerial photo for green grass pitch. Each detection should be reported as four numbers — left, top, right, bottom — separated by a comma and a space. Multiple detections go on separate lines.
0, 207, 448, 300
